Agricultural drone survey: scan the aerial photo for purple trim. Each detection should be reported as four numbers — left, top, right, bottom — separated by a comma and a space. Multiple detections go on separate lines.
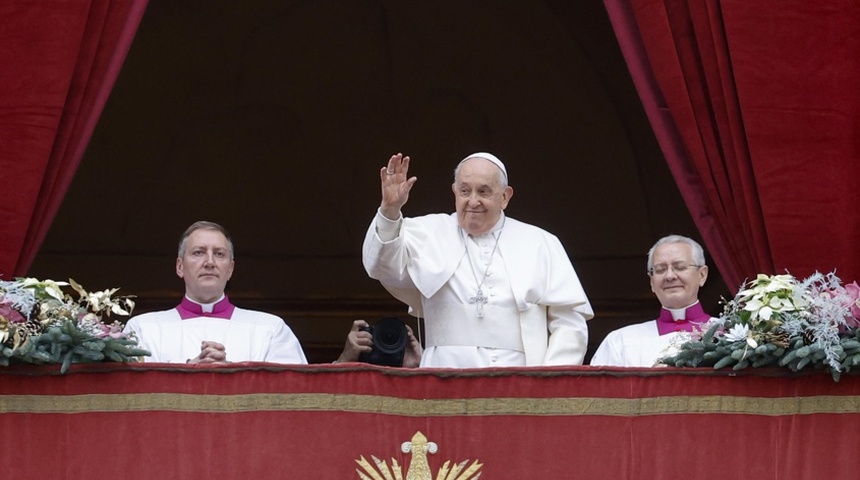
176, 295, 235, 320
656, 302, 710, 335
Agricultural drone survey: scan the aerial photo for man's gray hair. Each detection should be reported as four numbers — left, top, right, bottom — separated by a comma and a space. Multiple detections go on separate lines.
647, 234, 705, 271
178, 221, 234, 259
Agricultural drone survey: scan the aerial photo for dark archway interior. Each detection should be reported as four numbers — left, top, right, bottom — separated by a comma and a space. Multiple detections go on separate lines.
30, 0, 728, 363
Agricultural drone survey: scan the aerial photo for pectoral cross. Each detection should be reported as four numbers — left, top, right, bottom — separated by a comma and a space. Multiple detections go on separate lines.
469, 288, 487, 318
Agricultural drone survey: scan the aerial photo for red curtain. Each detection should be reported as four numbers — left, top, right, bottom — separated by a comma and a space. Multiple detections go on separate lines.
605, 0, 860, 289
0, 0, 148, 278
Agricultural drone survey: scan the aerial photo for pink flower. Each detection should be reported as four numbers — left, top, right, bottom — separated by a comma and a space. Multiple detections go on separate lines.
845, 282, 860, 325
819, 286, 845, 299
98, 322, 125, 339
0, 298, 26, 324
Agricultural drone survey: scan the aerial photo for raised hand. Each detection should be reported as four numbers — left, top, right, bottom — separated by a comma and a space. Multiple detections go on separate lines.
379, 153, 418, 221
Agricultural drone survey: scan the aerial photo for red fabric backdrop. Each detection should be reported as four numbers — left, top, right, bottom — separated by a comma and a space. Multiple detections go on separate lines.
2, 364, 860, 479
605, 0, 860, 289
0, 0, 148, 278
3, 1, 857, 286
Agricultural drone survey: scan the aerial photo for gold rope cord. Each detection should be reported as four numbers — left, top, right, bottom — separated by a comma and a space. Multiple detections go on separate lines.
2, 392, 859, 416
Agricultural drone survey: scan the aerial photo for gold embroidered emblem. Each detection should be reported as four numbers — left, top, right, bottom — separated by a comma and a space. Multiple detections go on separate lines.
355, 431, 483, 480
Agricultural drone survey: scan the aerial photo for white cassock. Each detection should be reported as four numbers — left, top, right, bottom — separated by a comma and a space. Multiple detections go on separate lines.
363, 210, 593, 368
589, 321, 681, 367
590, 303, 715, 367
123, 297, 307, 364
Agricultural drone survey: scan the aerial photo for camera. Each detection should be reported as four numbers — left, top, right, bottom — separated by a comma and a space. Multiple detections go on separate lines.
359, 317, 408, 367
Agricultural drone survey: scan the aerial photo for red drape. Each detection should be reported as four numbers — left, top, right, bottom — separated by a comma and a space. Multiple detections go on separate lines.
0, 0, 148, 278
2, 364, 860, 479
605, 0, 860, 289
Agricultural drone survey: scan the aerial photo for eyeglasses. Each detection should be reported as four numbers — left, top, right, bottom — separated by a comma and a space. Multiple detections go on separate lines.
648, 263, 703, 276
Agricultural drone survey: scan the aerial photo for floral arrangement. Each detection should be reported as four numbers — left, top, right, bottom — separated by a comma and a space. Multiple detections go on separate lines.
660, 272, 860, 381
0, 277, 149, 373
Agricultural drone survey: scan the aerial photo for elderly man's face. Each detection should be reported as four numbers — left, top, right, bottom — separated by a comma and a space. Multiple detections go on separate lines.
176, 228, 235, 304
452, 158, 513, 236
649, 242, 708, 309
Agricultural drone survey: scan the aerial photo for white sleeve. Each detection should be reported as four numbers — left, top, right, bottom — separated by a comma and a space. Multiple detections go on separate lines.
362, 210, 416, 290
542, 305, 589, 365
265, 321, 308, 364
374, 209, 402, 242
590, 330, 623, 366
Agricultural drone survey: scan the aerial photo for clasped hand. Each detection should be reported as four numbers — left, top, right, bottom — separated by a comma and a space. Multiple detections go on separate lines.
187, 340, 228, 364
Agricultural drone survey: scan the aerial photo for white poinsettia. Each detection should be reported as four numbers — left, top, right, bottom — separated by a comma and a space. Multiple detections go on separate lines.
738, 274, 809, 323
661, 270, 860, 379
19, 277, 69, 302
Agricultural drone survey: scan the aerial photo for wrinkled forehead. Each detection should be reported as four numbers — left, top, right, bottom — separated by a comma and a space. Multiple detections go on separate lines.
652, 242, 694, 262
456, 158, 505, 186
187, 229, 230, 249
458, 152, 507, 182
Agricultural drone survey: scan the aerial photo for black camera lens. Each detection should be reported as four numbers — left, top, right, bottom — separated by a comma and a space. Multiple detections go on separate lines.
359, 317, 408, 366
374, 322, 407, 353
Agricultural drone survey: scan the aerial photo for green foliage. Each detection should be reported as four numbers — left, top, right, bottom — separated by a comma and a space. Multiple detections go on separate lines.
660, 272, 860, 382
6, 320, 148, 373
662, 325, 860, 382
0, 277, 150, 373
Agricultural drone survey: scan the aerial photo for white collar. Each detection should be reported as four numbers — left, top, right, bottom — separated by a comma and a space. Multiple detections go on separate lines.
184, 294, 226, 313
663, 300, 700, 321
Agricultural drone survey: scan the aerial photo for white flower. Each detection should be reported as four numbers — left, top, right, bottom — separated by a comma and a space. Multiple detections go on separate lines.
737, 273, 807, 323
20, 277, 69, 302
724, 324, 750, 343
69, 278, 133, 316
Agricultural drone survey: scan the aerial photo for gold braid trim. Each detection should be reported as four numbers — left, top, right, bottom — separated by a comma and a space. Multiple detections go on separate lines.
2, 393, 860, 416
